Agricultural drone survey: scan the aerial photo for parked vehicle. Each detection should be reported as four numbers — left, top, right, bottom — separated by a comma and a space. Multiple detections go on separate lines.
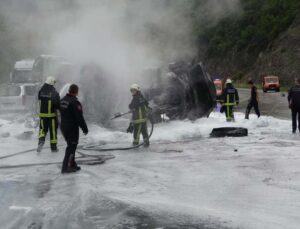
0, 84, 38, 113
32, 55, 73, 90
262, 75, 280, 92
10, 59, 35, 83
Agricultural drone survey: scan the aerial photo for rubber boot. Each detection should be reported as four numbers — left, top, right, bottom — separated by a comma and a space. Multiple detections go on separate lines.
37, 141, 44, 153
51, 147, 59, 153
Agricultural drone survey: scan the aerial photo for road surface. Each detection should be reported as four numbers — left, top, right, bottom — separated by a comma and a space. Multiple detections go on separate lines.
235, 88, 290, 120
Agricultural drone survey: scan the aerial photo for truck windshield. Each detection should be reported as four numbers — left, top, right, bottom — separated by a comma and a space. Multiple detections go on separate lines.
12, 70, 33, 83
265, 77, 278, 83
0, 85, 21, 97
24, 85, 36, 96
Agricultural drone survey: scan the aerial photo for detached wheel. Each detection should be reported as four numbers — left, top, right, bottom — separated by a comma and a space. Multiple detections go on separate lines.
210, 127, 248, 137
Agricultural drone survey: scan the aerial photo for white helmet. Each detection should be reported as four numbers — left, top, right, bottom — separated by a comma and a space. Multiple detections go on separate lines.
225, 79, 232, 84
45, 76, 56, 86
130, 83, 140, 91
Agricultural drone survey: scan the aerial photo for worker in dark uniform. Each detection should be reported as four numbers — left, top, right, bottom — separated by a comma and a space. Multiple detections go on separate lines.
288, 78, 300, 133
37, 76, 60, 153
60, 84, 88, 173
127, 84, 150, 147
221, 79, 239, 122
245, 80, 260, 119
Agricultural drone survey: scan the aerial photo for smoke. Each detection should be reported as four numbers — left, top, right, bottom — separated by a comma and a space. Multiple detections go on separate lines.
50, 1, 194, 83
0, 0, 241, 116
194, 0, 242, 28
1, 0, 242, 81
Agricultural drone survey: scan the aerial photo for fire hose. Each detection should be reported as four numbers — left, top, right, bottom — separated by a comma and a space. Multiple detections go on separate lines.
80, 110, 154, 151
0, 111, 154, 169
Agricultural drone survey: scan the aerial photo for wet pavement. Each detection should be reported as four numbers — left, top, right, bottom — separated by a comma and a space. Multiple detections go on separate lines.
236, 88, 290, 120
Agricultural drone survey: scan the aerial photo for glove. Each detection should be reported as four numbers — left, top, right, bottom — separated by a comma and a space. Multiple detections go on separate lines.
83, 128, 88, 135
127, 123, 134, 133
220, 105, 225, 113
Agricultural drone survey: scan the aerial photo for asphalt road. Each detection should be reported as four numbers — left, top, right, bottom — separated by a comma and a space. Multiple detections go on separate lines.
235, 88, 291, 120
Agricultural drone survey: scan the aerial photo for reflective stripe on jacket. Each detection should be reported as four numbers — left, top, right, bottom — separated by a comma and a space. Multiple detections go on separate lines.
221, 84, 239, 106
38, 83, 60, 118
129, 93, 149, 123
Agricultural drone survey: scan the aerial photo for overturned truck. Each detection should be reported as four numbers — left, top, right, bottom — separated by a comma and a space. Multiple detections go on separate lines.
144, 61, 216, 122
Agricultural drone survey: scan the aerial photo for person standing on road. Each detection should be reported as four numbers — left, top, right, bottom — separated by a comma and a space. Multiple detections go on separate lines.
245, 80, 260, 119
288, 78, 300, 133
221, 79, 239, 122
37, 76, 60, 153
128, 84, 150, 147
60, 84, 88, 173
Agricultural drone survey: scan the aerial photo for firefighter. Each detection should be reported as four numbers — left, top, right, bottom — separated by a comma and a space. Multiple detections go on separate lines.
37, 76, 60, 153
60, 84, 88, 173
127, 84, 150, 147
245, 80, 260, 119
288, 78, 300, 133
221, 79, 239, 122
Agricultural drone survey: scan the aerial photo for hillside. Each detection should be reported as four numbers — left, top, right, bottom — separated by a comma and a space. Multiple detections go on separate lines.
200, 0, 300, 85
251, 13, 300, 85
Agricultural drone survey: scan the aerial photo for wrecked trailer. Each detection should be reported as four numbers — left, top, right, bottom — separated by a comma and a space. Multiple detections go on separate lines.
144, 61, 216, 122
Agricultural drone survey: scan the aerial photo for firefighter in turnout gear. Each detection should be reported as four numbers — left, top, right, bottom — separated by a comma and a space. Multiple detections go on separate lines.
221, 79, 239, 122
128, 84, 150, 147
37, 76, 60, 152
60, 84, 88, 173
288, 78, 300, 133
245, 80, 260, 119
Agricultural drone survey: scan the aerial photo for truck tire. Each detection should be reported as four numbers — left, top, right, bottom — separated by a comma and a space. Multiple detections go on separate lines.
210, 127, 248, 137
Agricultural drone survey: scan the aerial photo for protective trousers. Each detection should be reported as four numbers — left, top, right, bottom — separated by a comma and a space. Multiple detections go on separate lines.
224, 105, 235, 122
291, 107, 300, 132
38, 117, 58, 149
133, 122, 149, 145
61, 127, 79, 172
245, 101, 260, 119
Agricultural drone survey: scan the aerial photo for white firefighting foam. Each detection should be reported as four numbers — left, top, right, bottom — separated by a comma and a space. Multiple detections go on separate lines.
0, 112, 299, 229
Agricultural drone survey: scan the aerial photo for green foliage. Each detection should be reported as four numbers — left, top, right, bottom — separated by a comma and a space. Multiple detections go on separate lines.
200, 0, 300, 59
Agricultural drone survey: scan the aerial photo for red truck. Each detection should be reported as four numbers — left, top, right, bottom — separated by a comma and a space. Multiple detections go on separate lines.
213, 79, 223, 100
262, 75, 280, 92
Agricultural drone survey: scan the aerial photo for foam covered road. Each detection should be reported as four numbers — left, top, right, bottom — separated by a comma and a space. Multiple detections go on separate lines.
0, 112, 299, 229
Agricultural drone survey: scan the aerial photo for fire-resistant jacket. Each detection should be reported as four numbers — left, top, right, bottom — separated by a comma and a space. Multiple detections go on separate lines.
60, 94, 88, 134
38, 83, 60, 118
222, 84, 239, 106
129, 93, 149, 124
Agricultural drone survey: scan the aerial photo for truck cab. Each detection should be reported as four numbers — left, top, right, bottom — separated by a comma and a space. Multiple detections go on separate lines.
262, 75, 280, 92
32, 55, 74, 91
10, 59, 35, 83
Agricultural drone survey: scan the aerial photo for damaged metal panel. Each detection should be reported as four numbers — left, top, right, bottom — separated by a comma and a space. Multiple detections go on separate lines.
145, 61, 216, 121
